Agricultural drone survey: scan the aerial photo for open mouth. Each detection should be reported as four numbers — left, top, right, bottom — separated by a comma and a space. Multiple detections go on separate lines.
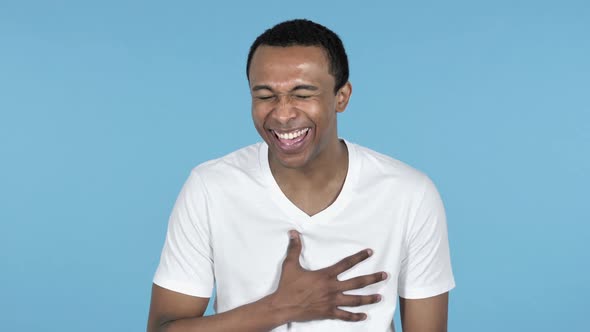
270, 127, 312, 153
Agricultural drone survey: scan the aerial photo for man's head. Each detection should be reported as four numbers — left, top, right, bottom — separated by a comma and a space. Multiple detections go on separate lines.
247, 19, 349, 94
247, 19, 352, 171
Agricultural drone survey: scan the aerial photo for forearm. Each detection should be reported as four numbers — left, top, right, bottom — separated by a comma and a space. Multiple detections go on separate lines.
159, 294, 288, 332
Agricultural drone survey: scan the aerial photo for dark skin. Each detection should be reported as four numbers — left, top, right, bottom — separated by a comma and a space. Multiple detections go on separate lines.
147, 45, 449, 331
250, 46, 352, 216
147, 233, 385, 331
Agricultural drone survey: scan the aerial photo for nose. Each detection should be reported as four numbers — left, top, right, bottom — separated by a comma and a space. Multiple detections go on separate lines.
272, 95, 297, 124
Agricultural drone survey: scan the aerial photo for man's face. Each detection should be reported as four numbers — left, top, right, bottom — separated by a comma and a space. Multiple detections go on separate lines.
249, 45, 351, 170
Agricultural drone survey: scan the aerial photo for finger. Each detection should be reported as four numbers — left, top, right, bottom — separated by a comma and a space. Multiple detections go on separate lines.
284, 230, 302, 266
337, 294, 382, 307
338, 272, 388, 291
331, 308, 367, 322
328, 249, 373, 276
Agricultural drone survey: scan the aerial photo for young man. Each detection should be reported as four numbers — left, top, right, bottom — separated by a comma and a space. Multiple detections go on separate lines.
147, 19, 455, 332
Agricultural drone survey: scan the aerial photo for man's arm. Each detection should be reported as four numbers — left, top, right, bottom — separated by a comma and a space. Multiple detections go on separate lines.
146, 284, 285, 332
147, 231, 386, 332
399, 292, 449, 332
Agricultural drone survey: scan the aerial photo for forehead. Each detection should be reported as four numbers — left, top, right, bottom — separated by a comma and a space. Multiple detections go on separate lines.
248, 45, 333, 88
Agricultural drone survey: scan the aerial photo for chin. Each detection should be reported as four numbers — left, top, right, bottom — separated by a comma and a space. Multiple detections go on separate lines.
273, 155, 307, 169
269, 149, 313, 170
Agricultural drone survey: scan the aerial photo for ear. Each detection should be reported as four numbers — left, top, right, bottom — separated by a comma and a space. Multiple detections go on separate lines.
335, 81, 352, 113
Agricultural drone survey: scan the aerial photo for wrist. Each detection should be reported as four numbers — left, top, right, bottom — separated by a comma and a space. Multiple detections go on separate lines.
258, 293, 294, 327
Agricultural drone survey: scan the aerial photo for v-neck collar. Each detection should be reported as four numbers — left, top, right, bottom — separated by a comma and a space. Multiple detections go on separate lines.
258, 139, 359, 227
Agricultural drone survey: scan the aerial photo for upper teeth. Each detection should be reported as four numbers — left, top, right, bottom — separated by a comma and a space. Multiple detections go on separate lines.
275, 128, 310, 140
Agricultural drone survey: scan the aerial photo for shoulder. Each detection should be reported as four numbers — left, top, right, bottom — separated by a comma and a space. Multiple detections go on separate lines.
350, 142, 431, 194
188, 143, 264, 188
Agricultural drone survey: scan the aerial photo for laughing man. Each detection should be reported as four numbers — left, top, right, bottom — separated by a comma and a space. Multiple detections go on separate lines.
147, 19, 455, 332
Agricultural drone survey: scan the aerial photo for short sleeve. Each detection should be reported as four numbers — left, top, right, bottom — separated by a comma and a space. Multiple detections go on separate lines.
153, 170, 215, 298
398, 176, 455, 299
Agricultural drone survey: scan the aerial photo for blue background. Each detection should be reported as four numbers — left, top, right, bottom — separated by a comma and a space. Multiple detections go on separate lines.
1, 1, 588, 331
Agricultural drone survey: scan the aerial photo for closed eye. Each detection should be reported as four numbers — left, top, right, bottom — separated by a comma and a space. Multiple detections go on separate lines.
256, 96, 274, 100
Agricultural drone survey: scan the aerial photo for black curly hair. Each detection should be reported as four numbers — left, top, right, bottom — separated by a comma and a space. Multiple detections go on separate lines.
246, 19, 349, 94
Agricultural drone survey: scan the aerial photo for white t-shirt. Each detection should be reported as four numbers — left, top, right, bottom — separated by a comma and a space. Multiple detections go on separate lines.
154, 140, 455, 331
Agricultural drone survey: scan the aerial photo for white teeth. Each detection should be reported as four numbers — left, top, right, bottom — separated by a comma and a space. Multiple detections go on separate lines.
275, 128, 309, 140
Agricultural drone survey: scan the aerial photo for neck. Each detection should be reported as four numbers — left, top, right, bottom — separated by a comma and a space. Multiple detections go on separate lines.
269, 139, 348, 189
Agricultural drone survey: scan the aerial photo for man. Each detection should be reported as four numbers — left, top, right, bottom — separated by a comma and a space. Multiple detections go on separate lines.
147, 19, 455, 331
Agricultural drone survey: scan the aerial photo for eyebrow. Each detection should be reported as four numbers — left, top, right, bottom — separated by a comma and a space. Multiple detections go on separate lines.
251, 84, 319, 92
291, 84, 318, 92
251, 85, 273, 92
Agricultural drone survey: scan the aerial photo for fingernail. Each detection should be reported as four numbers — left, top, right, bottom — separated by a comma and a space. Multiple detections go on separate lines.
367, 249, 373, 256
289, 230, 298, 239
382, 272, 388, 280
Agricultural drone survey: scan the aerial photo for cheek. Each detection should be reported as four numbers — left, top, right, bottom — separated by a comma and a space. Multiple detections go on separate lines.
308, 102, 335, 125
251, 106, 270, 130
251, 105, 265, 122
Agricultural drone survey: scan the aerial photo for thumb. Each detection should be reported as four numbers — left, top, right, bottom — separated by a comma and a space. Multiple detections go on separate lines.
284, 230, 302, 266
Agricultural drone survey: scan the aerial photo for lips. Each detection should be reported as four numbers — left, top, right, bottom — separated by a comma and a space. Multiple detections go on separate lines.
269, 127, 312, 153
